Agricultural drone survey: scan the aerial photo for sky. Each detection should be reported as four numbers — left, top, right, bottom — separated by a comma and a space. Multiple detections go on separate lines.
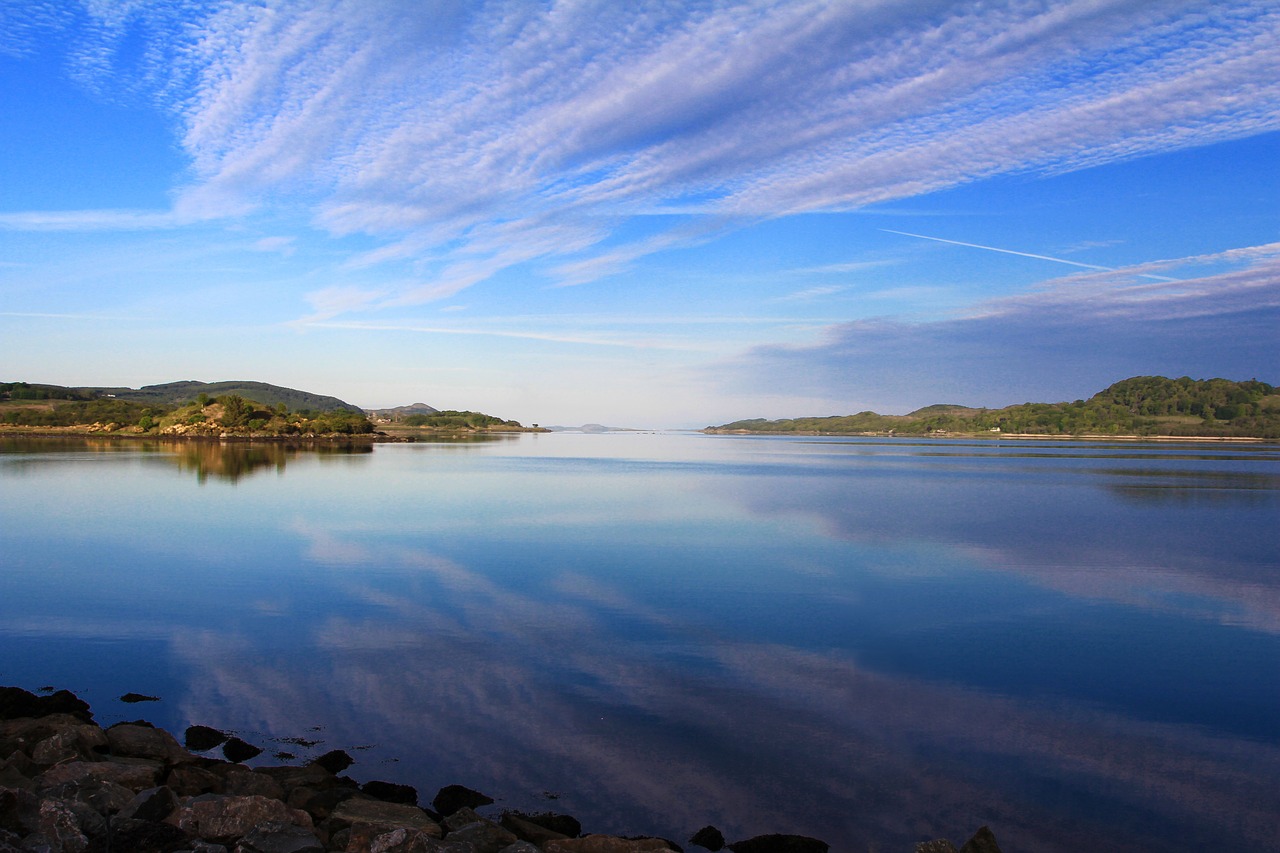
1, 0, 1277, 428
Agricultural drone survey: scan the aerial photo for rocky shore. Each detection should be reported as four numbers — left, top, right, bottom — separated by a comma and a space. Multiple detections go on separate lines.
1, 687, 1001, 853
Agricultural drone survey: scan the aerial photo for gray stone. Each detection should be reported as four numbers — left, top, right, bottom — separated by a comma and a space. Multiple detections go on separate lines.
106, 724, 193, 764
498, 843, 541, 853
106, 816, 194, 852
446, 818, 519, 853
232, 820, 324, 853
545, 837, 681, 853
174, 794, 312, 843
327, 798, 441, 837
36, 798, 90, 853
215, 767, 285, 800
959, 826, 1001, 853
40, 778, 136, 815
915, 841, 958, 853
167, 764, 224, 797
31, 726, 108, 766
35, 761, 161, 795
118, 785, 179, 822
0, 786, 39, 834
500, 813, 570, 846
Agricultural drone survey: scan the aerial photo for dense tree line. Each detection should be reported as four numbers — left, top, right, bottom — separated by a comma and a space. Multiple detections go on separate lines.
401, 410, 521, 429
708, 376, 1280, 438
2, 391, 374, 436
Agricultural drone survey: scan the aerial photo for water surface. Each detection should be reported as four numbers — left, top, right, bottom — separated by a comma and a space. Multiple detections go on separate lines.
2, 434, 1278, 851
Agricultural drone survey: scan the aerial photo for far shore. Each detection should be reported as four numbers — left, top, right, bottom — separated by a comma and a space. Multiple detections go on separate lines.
702, 428, 1276, 443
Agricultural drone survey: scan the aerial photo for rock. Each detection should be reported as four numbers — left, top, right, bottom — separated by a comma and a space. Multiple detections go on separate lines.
166, 764, 225, 797
689, 826, 725, 850
120, 693, 161, 704
214, 766, 285, 800
36, 759, 161, 792
0, 786, 39, 834
499, 843, 542, 853
959, 826, 1001, 853
40, 778, 137, 815
361, 780, 418, 805
915, 842, 959, 853
308, 750, 353, 774
118, 785, 179, 822
500, 812, 570, 846
174, 794, 313, 843
726, 835, 829, 853
0, 688, 93, 723
106, 816, 194, 852
356, 825, 454, 853
232, 819, 325, 853
432, 784, 493, 816
503, 811, 581, 839
286, 786, 358, 822
31, 725, 109, 765
327, 794, 442, 835
223, 738, 264, 764
186, 726, 230, 752
544, 836, 680, 852
36, 798, 90, 853
444, 813, 518, 853
106, 723, 193, 764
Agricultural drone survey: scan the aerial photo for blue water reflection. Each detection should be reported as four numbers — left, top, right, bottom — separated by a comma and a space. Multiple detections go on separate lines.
1, 434, 1278, 851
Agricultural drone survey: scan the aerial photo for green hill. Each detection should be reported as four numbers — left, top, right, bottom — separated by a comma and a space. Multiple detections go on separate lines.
1, 380, 372, 436
83, 380, 363, 413
706, 376, 1280, 439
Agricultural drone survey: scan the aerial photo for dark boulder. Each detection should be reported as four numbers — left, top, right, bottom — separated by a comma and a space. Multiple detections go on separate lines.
959, 826, 1002, 853
223, 737, 263, 763
119, 693, 161, 704
0, 687, 93, 723
184, 725, 229, 752
309, 749, 353, 774
690, 825, 726, 850
727, 834, 829, 853
361, 780, 418, 805
102, 816, 193, 853
432, 783, 493, 816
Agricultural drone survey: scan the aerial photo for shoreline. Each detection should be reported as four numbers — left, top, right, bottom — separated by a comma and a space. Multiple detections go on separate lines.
0, 685, 1013, 853
701, 429, 1276, 443
0, 685, 1006, 853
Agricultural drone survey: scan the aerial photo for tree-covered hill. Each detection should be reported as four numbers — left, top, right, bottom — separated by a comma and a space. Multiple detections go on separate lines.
705, 376, 1280, 439
1, 381, 373, 436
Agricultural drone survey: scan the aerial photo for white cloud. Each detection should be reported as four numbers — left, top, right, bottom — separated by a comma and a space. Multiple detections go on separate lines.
30, 1, 1280, 307
720, 242, 1280, 413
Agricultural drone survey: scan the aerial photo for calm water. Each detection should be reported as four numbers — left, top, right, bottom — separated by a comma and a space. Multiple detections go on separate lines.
1, 433, 1278, 852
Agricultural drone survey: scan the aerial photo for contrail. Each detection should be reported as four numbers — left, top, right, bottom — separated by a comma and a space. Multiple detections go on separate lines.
880, 229, 1178, 281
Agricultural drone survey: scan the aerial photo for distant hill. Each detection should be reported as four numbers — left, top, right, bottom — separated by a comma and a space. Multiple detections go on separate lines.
365, 402, 440, 419
706, 376, 1280, 439
82, 380, 364, 413
1, 379, 373, 436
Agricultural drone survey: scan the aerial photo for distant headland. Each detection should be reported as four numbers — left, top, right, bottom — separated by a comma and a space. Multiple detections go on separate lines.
0, 380, 543, 439
704, 376, 1280, 439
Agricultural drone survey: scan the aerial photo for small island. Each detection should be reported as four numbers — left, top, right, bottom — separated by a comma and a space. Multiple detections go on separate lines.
705, 376, 1280, 440
0, 380, 543, 440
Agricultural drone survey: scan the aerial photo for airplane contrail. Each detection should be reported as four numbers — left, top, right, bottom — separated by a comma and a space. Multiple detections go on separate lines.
880, 229, 1178, 281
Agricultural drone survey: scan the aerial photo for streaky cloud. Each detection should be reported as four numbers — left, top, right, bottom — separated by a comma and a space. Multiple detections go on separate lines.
721, 242, 1280, 413
43, 0, 1278, 308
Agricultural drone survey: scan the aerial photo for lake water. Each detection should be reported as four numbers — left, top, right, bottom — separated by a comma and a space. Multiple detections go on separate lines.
1, 433, 1278, 851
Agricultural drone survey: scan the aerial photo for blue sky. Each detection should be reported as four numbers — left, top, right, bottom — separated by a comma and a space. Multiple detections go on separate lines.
1, 1, 1277, 427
